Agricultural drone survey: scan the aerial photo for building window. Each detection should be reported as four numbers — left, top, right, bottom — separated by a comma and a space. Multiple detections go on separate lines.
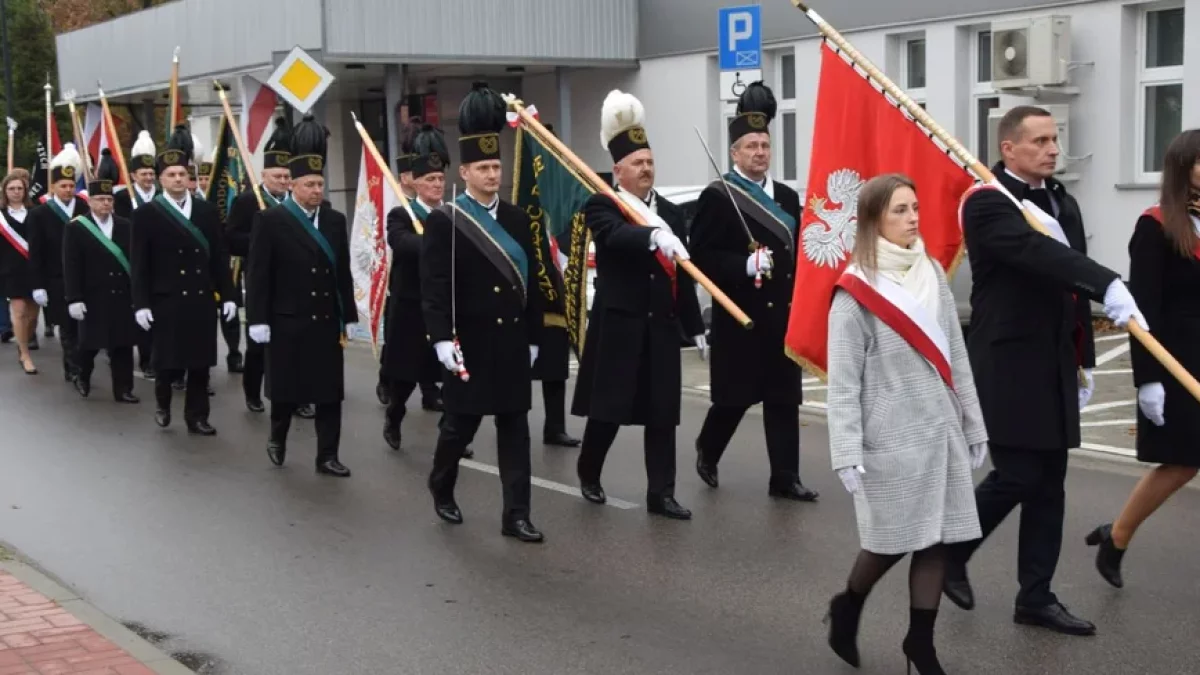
776, 50, 798, 182
1139, 5, 1184, 175
976, 30, 993, 83
900, 37, 927, 105
782, 112, 797, 181
970, 29, 1000, 167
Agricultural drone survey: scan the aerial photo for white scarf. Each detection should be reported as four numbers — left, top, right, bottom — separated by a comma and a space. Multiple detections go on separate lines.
614, 187, 669, 232
875, 236, 939, 316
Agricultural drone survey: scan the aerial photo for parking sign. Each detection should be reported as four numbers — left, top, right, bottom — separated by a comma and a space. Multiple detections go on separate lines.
718, 5, 761, 71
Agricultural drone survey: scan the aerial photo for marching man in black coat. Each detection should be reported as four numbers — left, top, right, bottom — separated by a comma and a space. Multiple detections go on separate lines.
689, 82, 818, 502
572, 90, 706, 520
945, 106, 1145, 635
246, 115, 357, 478
63, 150, 139, 403
117, 131, 161, 378
29, 143, 89, 382
421, 82, 543, 542
131, 126, 237, 434
381, 123, 452, 452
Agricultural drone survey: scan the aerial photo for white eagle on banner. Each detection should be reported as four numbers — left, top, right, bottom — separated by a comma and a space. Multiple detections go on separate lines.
803, 168, 864, 268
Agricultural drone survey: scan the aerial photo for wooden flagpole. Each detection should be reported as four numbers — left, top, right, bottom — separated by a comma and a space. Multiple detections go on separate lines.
789, 0, 1200, 403
502, 94, 755, 330
6, 117, 15, 174
96, 83, 133, 205
64, 94, 93, 181
350, 113, 420, 234
167, 47, 180, 133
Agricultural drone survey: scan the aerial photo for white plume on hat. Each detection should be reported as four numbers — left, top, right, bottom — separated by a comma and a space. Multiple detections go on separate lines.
600, 90, 645, 146
49, 142, 82, 172
131, 130, 156, 157
191, 134, 204, 164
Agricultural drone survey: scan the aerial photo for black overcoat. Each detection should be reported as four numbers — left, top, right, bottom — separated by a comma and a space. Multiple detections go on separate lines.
382, 206, 439, 384
63, 214, 139, 350
28, 198, 90, 326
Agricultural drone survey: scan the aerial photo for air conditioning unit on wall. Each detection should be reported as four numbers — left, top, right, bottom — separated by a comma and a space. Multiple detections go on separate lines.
991, 16, 1071, 89
986, 104, 1071, 174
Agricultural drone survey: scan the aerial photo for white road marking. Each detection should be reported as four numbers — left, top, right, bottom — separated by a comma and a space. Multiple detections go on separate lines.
802, 400, 828, 410
1079, 442, 1136, 458
1094, 369, 1133, 375
1095, 342, 1130, 366
1081, 419, 1137, 427
805, 385, 828, 392
1081, 399, 1135, 414
459, 459, 639, 510
802, 377, 821, 384
1094, 334, 1128, 343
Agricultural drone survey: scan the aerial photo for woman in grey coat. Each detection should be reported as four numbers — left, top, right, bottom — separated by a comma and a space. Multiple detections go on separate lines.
824, 174, 988, 675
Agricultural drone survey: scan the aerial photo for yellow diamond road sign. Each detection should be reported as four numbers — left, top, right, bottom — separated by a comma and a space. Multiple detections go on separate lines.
267, 46, 335, 114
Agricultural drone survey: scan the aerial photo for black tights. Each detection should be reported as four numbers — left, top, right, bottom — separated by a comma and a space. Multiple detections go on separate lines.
847, 544, 946, 610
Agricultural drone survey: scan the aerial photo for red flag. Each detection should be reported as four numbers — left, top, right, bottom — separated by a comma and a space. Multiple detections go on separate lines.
349, 142, 399, 349
785, 43, 974, 376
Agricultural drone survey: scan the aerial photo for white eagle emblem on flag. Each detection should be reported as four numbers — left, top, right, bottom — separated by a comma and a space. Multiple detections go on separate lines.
803, 168, 865, 268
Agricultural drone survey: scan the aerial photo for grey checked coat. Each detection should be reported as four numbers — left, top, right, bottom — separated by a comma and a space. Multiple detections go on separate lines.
827, 264, 986, 554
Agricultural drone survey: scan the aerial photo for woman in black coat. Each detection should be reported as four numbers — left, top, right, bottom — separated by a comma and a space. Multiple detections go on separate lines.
1087, 129, 1200, 588
0, 172, 37, 373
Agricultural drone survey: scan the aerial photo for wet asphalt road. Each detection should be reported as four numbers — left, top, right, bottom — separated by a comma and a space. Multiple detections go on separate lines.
1, 337, 1199, 675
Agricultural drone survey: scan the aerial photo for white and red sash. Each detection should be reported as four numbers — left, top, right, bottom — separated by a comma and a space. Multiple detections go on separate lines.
0, 213, 28, 259
836, 265, 953, 389
1143, 205, 1200, 259
957, 179, 1068, 246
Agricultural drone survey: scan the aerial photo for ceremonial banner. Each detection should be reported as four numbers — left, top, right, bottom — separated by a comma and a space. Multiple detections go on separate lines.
511, 127, 595, 358
784, 42, 974, 377
206, 115, 245, 222
238, 75, 278, 156
82, 104, 125, 188
349, 141, 397, 349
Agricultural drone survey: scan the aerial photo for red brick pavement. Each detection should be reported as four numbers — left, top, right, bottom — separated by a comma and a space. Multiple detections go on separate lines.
0, 572, 157, 675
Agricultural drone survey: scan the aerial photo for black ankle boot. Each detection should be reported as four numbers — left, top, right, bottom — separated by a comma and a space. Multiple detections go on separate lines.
826, 590, 864, 667
1085, 524, 1126, 588
902, 608, 946, 675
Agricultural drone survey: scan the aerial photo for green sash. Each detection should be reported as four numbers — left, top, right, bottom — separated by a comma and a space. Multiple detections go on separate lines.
133, 188, 155, 208
452, 194, 528, 289
282, 200, 344, 328
410, 199, 429, 223
152, 195, 210, 256
73, 215, 131, 276
47, 200, 71, 224
261, 187, 287, 208
722, 172, 797, 250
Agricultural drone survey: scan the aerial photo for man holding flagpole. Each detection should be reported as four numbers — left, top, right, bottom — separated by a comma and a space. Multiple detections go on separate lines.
116, 130, 160, 379
690, 81, 817, 503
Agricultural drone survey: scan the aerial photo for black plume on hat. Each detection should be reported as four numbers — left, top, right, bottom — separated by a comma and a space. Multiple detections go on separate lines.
736, 81, 777, 122
399, 116, 423, 154
411, 124, 450, 178
291, 114, 327, 159
457, 82, 506, 136
165, 124, 194, 162
95, 148, 118, 182
264, 117, 292, 154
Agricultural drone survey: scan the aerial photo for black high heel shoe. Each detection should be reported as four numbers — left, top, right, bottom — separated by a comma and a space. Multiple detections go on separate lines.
902, 609, 946, 675
825, 591, 863, 667
1085, 524, 1126, 588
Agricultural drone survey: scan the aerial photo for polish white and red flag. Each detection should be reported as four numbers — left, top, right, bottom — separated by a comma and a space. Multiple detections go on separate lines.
349, 141, 400, 349
238, 75, 277, 156
82, 103, 125, 187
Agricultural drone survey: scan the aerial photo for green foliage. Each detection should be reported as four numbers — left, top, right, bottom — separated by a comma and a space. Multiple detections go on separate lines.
1, 0, 67, 171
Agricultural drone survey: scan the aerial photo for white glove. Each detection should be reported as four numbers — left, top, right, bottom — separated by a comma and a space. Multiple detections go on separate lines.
529, 345, 539, 367
1103, 280, 1147, 330
1137, 382, 1165, 427
969, 442, 989, 470
32, 289, 47, 306
694, 334, 708, 361
135, 308, 154, 332
248, 324, 270, 344
746, 248, 773, 277
434, 340, 463, 373
68, 302, 87, 321
649, 228, 689, 261
1078, 369, 1095, 410
222, 301, 237, 322
836, 466, 864, 494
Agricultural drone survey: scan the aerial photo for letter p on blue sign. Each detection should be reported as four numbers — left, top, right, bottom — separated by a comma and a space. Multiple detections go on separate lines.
718, 5, 762, 71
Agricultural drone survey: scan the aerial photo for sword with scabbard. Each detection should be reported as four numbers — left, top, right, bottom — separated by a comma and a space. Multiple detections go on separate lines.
693, 126, 769, 289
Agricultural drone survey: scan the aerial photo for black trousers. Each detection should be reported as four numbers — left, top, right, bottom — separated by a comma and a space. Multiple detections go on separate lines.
577, 419, 676, 498
243, 339, 265, 401
384, 379, 442, 429
136, 328, 153, 373
541, 380, 568, 437
154, 368, 210, 421
59, 317, 79, 378
221, 316, 241, 360
430, 411, 531, 520
696, 403, 801, 485
270, 401, 342, 464
949, 445, 1069, 608
77, 346, 134, 396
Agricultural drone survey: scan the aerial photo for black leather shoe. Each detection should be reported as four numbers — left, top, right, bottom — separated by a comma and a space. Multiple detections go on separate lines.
186, 420, 217, 436
502, 519, 545, 543
769, 480, 820, 502
696, 452, 719, 488
422, 397, 444, 412
383, 424, 401, 451
207, 384, 215, 396
647, 495, 692, 520
226, 353, 244, 373
316, 459, 351, 477
461, 446, 474, 459
1085, 524, 1126, 589
943, 565, 975, 610
74, 378, 90, 398
430, 487, 463, 524
114, 392, 140, 404
154, 409, 171, 428
376, 382, 390, 405
580, 482, 606, 504
1014, 602, 1096, 636
171, 378, 186, 391
266, 439, 286, 466
543, 431, 581, 447
294, 404, 316, 419
63, 369, 75, 383
246, 398, 265, 413
825, 591, 863, 668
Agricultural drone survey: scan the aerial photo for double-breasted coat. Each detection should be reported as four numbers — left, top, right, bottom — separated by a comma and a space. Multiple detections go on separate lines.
0, 208, 32, 299
689, 178, 803, 407
963, 166, 1116, 451
420, 199, 542, 416
28, 198, 90, 326
1128, 209, 1200, 467
828, 264, 986, 554
571, 192, 705, 427
113, 186, 159, 219
246, 203, 357, 405
63, 214, 140, 350
382, 206, 440, 385
131, 196, 234, 371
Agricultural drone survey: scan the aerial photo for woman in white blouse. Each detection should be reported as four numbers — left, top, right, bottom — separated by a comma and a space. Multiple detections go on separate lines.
0, 172, 38, 373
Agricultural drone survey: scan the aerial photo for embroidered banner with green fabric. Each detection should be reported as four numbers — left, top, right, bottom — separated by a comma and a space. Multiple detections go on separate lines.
73, 215, 131, 276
